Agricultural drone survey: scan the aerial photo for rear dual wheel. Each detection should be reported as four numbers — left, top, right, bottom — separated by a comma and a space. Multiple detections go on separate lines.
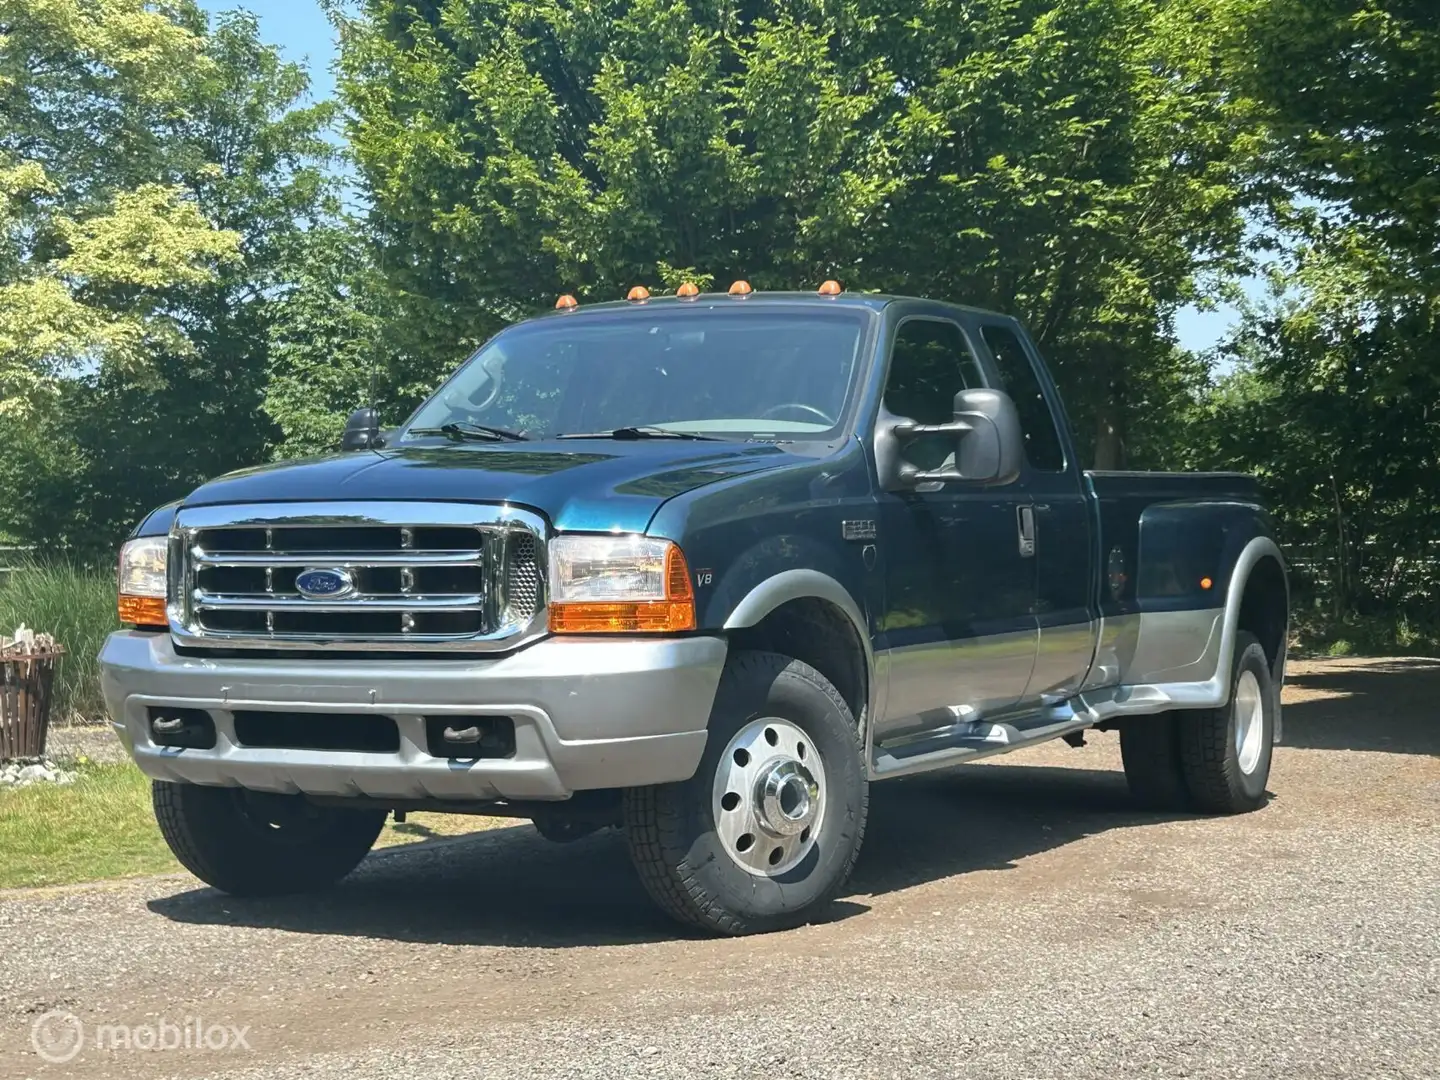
1120, 630, 1276, 814
624, 650, 868, 936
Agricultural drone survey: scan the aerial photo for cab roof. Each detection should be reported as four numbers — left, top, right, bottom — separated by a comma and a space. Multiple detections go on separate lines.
532, 290, 1010, 322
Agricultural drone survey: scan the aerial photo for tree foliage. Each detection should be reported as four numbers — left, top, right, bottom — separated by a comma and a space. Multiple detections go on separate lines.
0, 0, 245, 412
0, 3, 339, 555
334, 0, 1261, 464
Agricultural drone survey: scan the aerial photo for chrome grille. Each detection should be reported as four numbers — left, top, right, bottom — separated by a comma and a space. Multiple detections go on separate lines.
170, 503, 547, 652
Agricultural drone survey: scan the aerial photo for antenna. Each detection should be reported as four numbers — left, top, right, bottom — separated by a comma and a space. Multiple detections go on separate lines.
366, 235, 388, 451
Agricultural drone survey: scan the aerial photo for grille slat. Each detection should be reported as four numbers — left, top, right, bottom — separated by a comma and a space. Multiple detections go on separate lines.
192, 592, 486, 613
192, 550, 484, 567
172, 504, 546, 651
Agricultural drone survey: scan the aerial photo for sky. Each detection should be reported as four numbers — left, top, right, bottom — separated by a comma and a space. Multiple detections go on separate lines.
202, 0, 1246, 354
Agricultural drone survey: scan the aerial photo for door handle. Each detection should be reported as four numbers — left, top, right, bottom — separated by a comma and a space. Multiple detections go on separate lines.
1017, 505, 1036, 558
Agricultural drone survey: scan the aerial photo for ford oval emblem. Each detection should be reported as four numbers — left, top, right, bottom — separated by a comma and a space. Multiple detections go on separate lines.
295, 568, 356, 600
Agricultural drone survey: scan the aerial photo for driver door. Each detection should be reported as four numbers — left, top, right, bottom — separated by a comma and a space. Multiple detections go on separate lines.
872, 316, 1038, 742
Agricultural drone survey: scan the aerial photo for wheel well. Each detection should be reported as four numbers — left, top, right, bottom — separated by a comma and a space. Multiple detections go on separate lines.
727, 598, 868, 728
1237, 556, 1288, 679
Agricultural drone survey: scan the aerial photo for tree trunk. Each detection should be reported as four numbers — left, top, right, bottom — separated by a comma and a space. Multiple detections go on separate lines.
1093, 412, 1126, 470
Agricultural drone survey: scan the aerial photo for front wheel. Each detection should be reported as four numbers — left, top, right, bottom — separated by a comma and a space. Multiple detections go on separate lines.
153, 781, 387, 896
623, 650, 868, 935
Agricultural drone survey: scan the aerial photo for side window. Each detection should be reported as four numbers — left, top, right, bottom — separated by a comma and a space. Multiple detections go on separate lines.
884, 318, 983, 470
980, 323, 1066, 472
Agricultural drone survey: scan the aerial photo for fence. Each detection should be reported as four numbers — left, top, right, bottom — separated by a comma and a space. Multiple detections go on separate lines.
0, 547, 34, 588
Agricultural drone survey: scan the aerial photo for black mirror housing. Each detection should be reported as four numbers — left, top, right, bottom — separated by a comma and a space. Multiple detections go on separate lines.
878, 387, 1025, 489
341, 407, 382, 452
949, 387, 1024, 485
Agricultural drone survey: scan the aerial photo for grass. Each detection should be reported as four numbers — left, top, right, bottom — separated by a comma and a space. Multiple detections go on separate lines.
0, 763, 172, 888
0, 561, 117, 722
0, 761, 512, 890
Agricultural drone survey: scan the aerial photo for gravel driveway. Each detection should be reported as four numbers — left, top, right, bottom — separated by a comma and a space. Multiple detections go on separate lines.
1, 656, 1437, 1080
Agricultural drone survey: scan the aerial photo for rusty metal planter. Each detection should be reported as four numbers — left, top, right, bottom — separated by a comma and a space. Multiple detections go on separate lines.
1, 646, 65, 761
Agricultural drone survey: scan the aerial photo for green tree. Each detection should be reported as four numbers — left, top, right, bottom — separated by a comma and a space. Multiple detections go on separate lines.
1185, 0, 1440, 635
0, 0, 242, 413
334, 0, 1260, 465
0, 4, 341, 555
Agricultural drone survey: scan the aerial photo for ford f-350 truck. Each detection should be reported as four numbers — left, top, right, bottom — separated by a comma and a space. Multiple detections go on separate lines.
100, 283, 1288, 935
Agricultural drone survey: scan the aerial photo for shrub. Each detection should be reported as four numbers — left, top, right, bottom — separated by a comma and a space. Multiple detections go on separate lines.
0, 561, 117, 722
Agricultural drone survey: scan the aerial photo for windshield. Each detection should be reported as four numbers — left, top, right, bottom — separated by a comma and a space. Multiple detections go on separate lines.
399, 306, 871, 442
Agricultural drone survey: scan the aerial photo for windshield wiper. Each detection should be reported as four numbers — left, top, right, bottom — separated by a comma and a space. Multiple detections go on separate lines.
556, 426, 720, 441
409, 422, 528, 443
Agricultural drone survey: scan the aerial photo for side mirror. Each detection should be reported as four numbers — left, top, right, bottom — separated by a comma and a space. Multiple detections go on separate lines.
341, 407, 382, 452
878, 388, 1024, 490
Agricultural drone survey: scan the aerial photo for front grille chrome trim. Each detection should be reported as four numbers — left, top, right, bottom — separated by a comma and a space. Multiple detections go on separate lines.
192, 593, 485, 613
169, 501, 548, 654
191, 550, 484, 568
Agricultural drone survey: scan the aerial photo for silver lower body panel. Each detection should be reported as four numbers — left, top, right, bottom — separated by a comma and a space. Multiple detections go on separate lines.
99, 631, 727, 802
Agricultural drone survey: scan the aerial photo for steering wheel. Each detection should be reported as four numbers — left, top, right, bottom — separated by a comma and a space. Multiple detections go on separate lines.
760, 402, 836, 425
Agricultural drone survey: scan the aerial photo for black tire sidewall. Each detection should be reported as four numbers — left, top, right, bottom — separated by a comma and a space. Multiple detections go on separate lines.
665, 653, 866, 923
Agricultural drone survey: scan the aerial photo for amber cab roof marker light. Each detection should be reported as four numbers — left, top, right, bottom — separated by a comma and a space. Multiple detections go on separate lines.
676, 282, 700, 299
554, 294, 578, 311
818, 279, 843, 296
728, 279, 753, 296
626, 285, 651, 302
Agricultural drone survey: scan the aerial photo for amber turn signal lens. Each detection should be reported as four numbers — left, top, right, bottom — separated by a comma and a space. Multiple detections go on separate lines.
728, 279, 752, 296
818, 279, 843, 295
118, 594, 167, 628
555, 294, 578, 310
549, 545, 696, 634
676, 282, 700, 298
1200, 576, 1214, 590
626, 285, 650, 301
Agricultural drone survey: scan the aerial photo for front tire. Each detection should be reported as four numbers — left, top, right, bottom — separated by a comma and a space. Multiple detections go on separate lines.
623, 650, 868, 936
153, 781, 386, 896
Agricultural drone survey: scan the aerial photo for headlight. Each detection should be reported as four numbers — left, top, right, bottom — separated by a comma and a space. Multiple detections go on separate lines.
548, 534, 696, 633
117, 536, 168, 628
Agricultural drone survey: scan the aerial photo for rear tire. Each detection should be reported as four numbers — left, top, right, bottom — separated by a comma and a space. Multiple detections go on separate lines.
1119, 716, 1191, 811
153, 781, 386, 896
1177, 631, 1276, 813
623, 650, 868, 936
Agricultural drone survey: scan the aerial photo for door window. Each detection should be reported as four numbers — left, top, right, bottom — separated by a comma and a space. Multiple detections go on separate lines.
980, 324, 1066, 472
884, 319, 983, 471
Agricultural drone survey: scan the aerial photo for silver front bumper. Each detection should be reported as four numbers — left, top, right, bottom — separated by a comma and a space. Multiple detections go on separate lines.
99, 631, 727, 802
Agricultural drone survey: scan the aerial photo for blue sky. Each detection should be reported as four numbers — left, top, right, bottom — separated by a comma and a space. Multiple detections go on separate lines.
202, 0, 1245, 354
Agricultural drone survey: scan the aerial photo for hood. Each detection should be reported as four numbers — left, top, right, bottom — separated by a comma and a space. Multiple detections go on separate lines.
181, 439, 811, 533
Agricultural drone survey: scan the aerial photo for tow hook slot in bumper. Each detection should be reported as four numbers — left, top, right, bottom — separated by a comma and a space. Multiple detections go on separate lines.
148, 707, 216, 750
425, 715, 516, 759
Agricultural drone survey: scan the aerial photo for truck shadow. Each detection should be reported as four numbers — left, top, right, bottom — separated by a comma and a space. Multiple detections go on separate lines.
147, 762, 1189, 947
1280, 656, 1440, 756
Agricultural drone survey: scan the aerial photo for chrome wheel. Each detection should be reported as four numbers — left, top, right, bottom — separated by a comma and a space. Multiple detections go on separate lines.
712, 717, 826, 876
1234, 669, 1266, 775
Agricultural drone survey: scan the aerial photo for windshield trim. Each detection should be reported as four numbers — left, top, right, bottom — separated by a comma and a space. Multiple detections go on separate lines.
395, 303, 880, 446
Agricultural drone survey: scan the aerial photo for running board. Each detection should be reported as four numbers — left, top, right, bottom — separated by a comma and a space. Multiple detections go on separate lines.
870, 703, 1095, 779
